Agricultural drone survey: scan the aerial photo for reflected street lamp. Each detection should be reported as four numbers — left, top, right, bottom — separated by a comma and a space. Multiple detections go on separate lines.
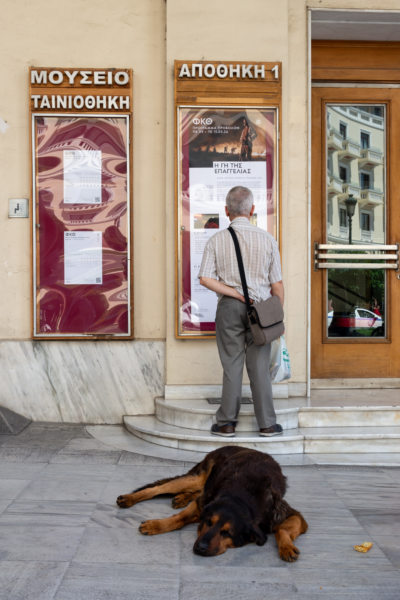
345, 194, 357, 245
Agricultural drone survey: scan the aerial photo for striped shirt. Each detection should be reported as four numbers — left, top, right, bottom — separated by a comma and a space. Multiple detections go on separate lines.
198, 217, 282, 302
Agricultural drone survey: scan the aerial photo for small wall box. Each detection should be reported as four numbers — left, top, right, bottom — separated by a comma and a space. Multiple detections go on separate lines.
9, 198, 29, 218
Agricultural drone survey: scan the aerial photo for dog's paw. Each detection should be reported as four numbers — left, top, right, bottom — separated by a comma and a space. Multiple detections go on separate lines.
116, 494, 134, 508
172, 492, 192, 508
279, 544, 300, 562
139, 520, 161, 535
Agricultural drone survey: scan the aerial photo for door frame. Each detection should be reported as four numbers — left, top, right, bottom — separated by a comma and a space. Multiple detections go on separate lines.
311, 86, 400, 379
307, 20, 400, 388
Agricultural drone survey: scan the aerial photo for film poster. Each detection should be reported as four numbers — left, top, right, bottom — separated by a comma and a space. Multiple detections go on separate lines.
178, 107, 277, 336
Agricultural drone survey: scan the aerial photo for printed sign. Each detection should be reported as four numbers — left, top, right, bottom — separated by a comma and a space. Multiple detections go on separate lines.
177, 106, 278, 335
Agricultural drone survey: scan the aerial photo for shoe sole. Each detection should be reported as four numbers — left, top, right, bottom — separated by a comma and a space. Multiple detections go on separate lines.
259, 431, 283, 437
211, 431, 235, 437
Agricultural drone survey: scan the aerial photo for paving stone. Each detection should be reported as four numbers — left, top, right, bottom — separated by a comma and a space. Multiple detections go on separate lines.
179, 580, 297, 600
372, 536, 400, 568
300, 507, 366, 536
292, 532, 393, 570
0, 479, 31, 500
37, 462, 117, 480
290, 566, 400, 595
0, 446, 58, 462
73, 524, 181, 566
0, 462, 47, 479
118, 450, 190, 466
0, 524, 85, 561
50, 438, 122, 465
2, 424, 87, 448
0, 406, 31, 435
351, 508, 400, 536
16, 476, 109, 503
0, 423, 399, 599
0, 561, 68, 600
50, 450, 122, 465
0, 500, 11, 517
54, 563, 179, 600
180, 564, 295, 583
2, 500, 94, 528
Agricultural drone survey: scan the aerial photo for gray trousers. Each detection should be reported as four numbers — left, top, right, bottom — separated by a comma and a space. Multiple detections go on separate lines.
215, 296, 276, 429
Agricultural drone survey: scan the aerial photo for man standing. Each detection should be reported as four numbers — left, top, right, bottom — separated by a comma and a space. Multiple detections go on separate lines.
199, 186, 284, 438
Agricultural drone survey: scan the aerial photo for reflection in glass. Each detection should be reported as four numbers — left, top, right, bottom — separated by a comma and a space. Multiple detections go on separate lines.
326, 105, 385, 245
326, 105, 386, 338
328, 269, 385, 338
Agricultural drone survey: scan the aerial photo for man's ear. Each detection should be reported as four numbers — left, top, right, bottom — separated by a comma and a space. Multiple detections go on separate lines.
250, 205, 255, 217
225, 206, 229, 217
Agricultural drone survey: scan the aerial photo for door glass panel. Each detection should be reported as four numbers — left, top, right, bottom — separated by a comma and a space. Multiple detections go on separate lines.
326, 105, 386, 338
328, 268, 385, 338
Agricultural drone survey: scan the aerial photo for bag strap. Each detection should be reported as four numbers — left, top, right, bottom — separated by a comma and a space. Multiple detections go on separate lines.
227, 226, 252, 312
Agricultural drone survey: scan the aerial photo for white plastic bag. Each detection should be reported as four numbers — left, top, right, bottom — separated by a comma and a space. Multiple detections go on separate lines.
269, 336, 291, 383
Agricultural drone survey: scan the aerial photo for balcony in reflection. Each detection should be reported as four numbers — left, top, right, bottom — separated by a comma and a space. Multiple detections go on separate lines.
325, 105, 386, 338
326, 104, 385, 246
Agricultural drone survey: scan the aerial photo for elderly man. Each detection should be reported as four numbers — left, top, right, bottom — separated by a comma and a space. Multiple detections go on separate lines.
199, 186, 284, 438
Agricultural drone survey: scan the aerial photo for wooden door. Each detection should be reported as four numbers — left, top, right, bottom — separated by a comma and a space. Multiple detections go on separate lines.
311, 87, 400, 378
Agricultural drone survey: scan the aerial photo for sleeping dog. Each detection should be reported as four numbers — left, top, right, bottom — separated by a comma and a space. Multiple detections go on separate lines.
116, 445, 308, 560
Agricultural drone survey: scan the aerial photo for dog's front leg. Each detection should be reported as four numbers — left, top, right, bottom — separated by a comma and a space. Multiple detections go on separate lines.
274, 512, 308, 562
139, 499, 200, 535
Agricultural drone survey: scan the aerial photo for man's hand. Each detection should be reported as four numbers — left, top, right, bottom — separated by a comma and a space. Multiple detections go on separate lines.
271, 281, 284, 306
199, 277, 246, 303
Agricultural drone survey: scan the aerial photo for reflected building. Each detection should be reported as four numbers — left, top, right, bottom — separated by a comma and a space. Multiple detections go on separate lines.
326, 105, 385, 245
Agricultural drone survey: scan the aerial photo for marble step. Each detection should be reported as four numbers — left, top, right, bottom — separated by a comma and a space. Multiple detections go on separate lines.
123, 416, 400, 454
299, 406, 400, 428
303, 426, 400, 454
155, 397, 300, 432
124, 416, 304, 454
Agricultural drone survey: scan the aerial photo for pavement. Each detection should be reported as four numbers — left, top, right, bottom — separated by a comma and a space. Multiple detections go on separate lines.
0, 422, 399, 599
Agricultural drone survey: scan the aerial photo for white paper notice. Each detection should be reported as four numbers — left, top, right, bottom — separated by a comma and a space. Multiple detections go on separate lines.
189, 161, 267, 323
63, 150, 102, 204
64, 231, 103, 285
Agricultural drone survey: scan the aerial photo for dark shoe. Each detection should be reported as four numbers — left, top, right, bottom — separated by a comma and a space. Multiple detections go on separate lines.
211, 423, 236, 437
259, 424, 283, 437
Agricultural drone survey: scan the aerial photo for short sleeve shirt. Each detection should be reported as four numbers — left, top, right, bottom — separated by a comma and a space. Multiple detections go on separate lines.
198, 217, 282, 302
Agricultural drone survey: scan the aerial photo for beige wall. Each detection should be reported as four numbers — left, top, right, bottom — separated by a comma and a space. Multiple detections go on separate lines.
165, 0, 309, 386
164, 0, 400, 389
0, 0, 166, 340
2, 0, 400, 419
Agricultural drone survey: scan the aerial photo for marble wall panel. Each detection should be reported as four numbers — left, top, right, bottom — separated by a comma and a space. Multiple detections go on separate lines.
0, 341, 164, 424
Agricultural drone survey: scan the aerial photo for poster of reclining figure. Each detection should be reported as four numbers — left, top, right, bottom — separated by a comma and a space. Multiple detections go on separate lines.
177, 106, 279, 337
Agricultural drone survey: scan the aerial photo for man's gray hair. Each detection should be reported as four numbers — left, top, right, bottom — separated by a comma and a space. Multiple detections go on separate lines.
226, 186, 254, 217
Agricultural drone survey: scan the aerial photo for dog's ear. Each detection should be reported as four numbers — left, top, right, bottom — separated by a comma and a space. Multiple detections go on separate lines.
250, 524, 267, 546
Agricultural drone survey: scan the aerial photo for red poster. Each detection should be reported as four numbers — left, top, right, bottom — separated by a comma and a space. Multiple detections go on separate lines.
33, 115, 131, 337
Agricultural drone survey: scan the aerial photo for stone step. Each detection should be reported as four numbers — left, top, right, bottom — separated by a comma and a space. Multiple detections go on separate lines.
303, 426, 400, 454
123, 416, 304, 454
155, 397, 300, 431
299, 406, 400, 428
123, 416, 400, 454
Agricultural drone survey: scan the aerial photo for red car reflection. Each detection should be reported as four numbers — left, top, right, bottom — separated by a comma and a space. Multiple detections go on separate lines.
328, 307, 383, 330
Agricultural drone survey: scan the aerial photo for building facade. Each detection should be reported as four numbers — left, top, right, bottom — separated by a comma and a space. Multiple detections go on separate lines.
1, 0, 400, 423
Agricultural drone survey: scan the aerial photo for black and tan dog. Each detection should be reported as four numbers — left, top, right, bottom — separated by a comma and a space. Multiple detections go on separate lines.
116, 446, 308, 560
